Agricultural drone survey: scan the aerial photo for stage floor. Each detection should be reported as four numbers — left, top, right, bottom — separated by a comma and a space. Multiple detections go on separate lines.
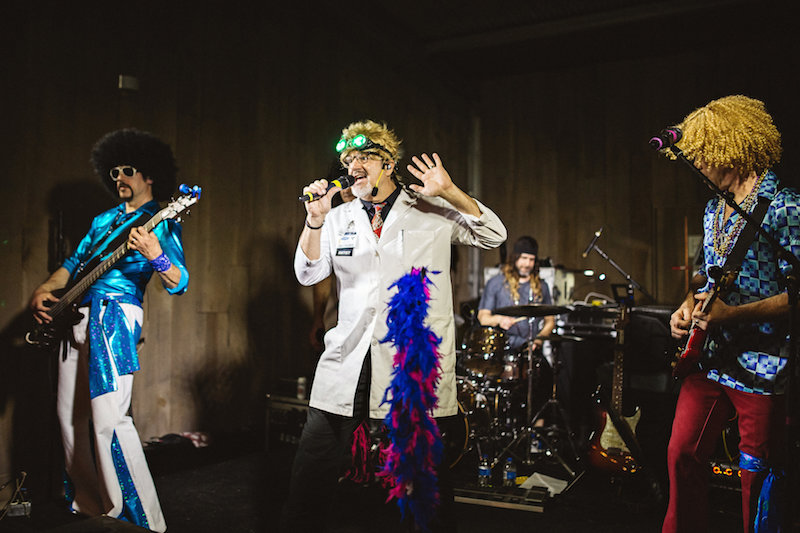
0, 437, 744, 533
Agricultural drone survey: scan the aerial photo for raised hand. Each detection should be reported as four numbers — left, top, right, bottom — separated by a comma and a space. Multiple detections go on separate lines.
406, 153, 454, 198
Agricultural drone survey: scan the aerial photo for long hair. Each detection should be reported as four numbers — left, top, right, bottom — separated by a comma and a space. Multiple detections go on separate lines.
90, 128, 178, 202
500, 254, 543, 303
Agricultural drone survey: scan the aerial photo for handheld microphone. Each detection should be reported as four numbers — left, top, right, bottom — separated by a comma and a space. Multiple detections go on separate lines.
582, 227, 603, 258
299, 175, 356, 202
648, 127, 682, 150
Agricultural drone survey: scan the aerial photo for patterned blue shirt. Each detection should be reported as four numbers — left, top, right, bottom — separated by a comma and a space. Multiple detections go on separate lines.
697, 171, 800, 394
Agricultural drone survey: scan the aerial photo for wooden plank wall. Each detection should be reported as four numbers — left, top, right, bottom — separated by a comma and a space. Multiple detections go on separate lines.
0, 3, 477, 495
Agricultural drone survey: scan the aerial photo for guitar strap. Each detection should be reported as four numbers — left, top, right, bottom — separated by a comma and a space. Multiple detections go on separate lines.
721, 196, 771, 274
68, 211, 149, 286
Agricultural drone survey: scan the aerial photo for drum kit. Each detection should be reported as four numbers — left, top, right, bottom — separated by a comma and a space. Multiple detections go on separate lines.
454, 302, 597, 478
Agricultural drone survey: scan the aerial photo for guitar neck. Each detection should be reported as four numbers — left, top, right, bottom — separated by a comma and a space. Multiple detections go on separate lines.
48, 212, 165, 317
610, 307, 628, 414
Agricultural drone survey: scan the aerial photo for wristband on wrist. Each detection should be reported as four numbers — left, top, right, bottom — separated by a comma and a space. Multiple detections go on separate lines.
149, 253, 172, 273
305, 219, 323, 230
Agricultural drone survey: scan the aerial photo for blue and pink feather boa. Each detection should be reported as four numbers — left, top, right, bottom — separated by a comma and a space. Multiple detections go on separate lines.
379, 267, 444, 531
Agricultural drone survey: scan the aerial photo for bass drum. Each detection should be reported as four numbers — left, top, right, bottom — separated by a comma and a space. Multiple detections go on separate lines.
443, 377, 491, 468
443, 395, 470, 469
445, 377, 524, 467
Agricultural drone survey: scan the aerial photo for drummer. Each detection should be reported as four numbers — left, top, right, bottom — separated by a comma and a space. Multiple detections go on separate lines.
477, 235, 556, 351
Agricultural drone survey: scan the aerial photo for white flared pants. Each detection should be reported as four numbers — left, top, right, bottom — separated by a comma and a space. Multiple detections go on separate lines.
57, 304, 166, 532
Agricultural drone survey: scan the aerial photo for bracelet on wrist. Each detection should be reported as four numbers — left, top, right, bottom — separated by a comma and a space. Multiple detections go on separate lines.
305, 219, 323, 230
149, 253, 172, 273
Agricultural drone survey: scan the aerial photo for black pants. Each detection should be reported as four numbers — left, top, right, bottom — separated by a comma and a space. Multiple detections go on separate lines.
282, 354, 458, 532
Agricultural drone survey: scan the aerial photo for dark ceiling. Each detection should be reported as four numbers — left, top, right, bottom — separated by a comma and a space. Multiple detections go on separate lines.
356, 0, 785, 79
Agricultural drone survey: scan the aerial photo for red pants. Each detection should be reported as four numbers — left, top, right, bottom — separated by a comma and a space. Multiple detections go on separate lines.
662, 373, 784, 533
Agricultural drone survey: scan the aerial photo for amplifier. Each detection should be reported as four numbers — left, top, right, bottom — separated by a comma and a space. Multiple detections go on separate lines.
265, 394, 309, 451
709, 460, 742, 491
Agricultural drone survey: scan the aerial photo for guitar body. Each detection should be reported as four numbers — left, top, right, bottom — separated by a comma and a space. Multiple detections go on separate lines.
672, 327, 708, 379
588, 394, 641, 475
25, 288, 84, 351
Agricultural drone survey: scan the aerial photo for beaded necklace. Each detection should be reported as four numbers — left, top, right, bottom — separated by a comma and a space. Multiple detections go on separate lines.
712, 170, 767, 259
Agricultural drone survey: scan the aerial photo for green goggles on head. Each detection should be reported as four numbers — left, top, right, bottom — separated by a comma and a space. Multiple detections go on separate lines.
335, 134, 391, 157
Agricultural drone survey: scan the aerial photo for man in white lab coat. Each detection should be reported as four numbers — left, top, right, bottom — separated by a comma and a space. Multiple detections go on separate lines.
286, 120, 507, 532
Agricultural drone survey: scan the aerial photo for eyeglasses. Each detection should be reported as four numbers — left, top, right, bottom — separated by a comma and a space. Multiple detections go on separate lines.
335, 134, 391, 157
342, 153, 380, 167
110, 166, 137, 181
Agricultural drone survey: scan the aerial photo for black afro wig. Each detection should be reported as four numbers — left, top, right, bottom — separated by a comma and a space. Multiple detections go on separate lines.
90, 128, 178, 202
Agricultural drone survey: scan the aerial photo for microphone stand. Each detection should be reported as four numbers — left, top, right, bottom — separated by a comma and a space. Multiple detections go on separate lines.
669, 145, 800, 524
584, 239, 655, 303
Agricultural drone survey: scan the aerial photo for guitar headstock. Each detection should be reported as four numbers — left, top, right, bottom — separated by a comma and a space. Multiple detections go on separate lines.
161, 184, 202, 222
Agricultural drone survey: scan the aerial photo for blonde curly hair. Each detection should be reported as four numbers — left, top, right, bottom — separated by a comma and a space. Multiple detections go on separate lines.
338, 120, 403, 165
667, 95, 782, 176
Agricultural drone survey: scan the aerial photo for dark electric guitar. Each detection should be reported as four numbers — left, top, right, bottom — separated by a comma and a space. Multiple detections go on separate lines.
672, 266, 738, 379
589, 305, 640, 475
25, 185, 202, 350
589, 305, 665, 502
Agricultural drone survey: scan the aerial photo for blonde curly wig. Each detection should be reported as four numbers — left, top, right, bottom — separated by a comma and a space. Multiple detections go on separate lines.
667, 95, 782, 176
338, 120, 403, 165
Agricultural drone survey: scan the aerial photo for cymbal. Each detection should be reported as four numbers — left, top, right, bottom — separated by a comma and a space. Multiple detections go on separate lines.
567, 304, 620, 318
533, 333, 585, 343
493, 304, 570, 317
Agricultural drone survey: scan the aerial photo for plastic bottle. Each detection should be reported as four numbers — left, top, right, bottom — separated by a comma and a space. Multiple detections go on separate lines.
478, 454, 491, 487
503, 457, 517, 487
530, 432, 543, 454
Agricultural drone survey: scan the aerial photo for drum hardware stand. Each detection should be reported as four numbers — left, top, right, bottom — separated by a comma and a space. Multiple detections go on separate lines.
491, 334, 581, 480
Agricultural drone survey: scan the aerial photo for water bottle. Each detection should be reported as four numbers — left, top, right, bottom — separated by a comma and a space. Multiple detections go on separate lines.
530, 432, 543, 454
503, 457, 517, 487
478, 454, 491, 487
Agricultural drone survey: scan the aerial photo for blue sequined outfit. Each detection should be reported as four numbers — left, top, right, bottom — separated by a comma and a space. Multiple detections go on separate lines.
62, 200, 188, 397
58, 199, 187, 532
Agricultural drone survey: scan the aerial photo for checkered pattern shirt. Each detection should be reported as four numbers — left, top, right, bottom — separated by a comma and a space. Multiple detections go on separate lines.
697, 172, 800, 394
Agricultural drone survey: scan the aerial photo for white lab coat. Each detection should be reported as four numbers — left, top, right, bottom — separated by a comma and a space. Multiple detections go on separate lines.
294, 187, 507, 418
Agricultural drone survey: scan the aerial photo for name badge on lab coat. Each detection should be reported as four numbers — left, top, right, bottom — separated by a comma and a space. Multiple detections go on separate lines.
336, 231, 357, 256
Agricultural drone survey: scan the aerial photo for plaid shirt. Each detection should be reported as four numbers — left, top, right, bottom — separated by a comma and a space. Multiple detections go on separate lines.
697, 171, 800, 394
